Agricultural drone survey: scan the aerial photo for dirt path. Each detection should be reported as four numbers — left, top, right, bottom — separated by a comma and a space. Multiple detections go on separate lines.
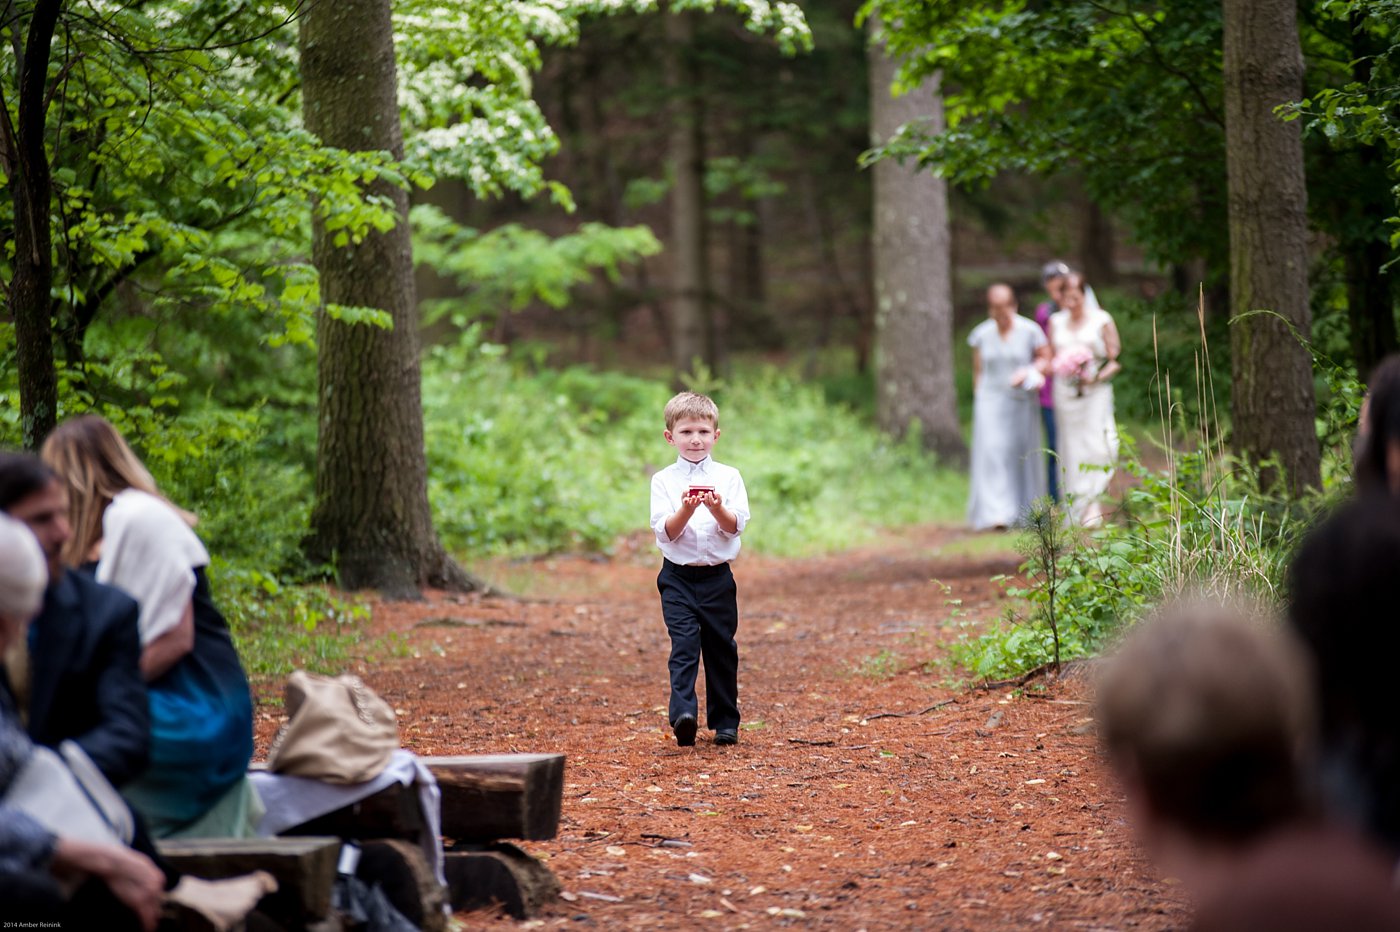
254, 526, 1189, 930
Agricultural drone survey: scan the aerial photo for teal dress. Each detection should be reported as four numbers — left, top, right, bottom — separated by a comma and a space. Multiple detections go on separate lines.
120, 568, 253, 835
82, 558, 254, 836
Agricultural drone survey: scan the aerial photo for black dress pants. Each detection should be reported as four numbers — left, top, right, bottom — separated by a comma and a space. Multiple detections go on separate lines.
657, 559, 740, 731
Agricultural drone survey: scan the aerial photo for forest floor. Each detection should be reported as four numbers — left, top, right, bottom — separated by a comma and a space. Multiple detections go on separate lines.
252, 524, 1190, 931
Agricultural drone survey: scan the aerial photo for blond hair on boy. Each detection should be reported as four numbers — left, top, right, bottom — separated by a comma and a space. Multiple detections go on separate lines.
663, 392, 720, 431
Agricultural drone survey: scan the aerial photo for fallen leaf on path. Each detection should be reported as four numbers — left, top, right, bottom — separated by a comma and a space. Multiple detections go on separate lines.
605, 846, 627, 857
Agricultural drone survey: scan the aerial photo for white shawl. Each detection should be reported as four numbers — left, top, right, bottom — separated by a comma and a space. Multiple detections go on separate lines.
96, 489, 210, 646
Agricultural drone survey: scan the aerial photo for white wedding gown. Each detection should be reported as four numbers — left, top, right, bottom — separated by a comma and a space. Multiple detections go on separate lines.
1049, 306, 1119, 526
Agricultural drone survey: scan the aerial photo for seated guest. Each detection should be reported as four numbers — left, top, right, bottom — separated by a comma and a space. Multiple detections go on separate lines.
1098, 600, 1400, 931
42, 416, 257, 838
1288, 496, 1400, 858
0, 512, 165, 932
0, 452, 149, 788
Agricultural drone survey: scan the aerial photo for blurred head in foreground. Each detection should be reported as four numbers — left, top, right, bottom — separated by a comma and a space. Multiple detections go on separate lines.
1098, 600, 1313, 856
1099, 600, 1400, 931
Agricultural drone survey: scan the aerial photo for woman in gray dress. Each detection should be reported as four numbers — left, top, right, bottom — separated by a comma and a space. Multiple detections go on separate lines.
966, 283, 1050, 530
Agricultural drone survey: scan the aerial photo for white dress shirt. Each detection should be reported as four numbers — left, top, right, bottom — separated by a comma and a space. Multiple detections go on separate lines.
650, 455, 750, 566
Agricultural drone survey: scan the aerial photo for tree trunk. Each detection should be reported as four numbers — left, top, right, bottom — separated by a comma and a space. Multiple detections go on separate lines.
665, 9, 710, 379
5, 0, 62, 449
1222, 0, 1320, 494
299, 0, 476, 595
1345, 235, 1398, 381
1078, 197, 1116, 286
867, 19, 966, 465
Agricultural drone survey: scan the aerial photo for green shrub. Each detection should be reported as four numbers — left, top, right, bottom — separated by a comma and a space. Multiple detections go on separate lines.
422, 331, 967, 558
139, 406, 316, 577
214, 564, 379, 677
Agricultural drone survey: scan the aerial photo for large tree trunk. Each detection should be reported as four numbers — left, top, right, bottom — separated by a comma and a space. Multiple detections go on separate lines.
4, 0, 62, 449
1345, 235, 1398, 380
665, 9, 710, 379
300, 0, 476, 595
867, 20, 966, 465
1078, 198, 1116, 286
1222, 0, 1320, 494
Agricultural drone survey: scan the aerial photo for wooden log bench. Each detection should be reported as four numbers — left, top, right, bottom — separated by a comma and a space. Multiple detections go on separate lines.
245, 753, 567, 920
425, 753, 565, 844
156, 836, 341, 928
419, 752, 567, 918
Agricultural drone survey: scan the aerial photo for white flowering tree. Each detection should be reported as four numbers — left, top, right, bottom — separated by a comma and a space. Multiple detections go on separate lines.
2, 0, 806, 590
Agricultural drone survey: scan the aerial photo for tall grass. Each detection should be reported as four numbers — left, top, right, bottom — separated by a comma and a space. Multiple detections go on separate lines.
1132, 291, 1293, 612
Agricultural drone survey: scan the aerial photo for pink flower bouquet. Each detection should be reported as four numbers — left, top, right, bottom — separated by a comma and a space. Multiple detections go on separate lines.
1053, 347, 1097, 396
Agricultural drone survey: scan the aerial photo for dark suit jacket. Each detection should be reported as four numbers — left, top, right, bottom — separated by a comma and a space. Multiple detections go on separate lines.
26, 569, 149, 787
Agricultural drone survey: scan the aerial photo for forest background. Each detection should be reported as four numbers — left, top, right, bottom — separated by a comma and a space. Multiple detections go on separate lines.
1, 0, 1397, 676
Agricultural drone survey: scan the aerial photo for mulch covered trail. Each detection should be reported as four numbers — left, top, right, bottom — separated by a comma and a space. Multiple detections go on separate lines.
252, 526, 1189, 930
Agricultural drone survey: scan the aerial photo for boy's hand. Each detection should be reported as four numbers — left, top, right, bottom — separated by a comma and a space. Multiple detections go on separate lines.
681, 490, 705, 510
698, 490, 723, 510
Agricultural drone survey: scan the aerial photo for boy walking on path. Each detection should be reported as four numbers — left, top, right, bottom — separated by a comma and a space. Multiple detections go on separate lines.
649, 392, 750, 747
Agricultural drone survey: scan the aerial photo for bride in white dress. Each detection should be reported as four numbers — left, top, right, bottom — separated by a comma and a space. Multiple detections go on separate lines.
1048, 274, 1121, 526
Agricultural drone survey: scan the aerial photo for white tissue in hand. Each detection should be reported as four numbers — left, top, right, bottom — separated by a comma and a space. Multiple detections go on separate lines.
1011, 366, 1045, 392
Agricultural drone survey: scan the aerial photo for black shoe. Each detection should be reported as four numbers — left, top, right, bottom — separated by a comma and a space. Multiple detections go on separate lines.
673, 713, 698, 747
714, 729, 738, 746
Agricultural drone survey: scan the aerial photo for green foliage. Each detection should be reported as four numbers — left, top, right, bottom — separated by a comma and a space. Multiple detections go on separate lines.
422, 332, 965, 558
854, 649, 902, 679
214, 567, 379, 677
948, 447, 1309, 681
1108, 292, 1232, 426
1, 0, 810, 425
864, 0, 1231, 280
412, 205, 662, 325
1294, 0, 1400, 241
138, 408, 315, 576
867, 0, 1400, 299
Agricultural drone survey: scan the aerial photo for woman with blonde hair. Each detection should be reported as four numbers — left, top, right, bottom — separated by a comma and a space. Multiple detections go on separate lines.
42, 416, 256, 838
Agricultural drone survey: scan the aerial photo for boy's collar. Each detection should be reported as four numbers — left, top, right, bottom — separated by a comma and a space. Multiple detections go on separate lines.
677, 454, 712, 471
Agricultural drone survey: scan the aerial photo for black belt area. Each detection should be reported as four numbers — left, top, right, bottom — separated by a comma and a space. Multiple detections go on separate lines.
663, 558, 730, 580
